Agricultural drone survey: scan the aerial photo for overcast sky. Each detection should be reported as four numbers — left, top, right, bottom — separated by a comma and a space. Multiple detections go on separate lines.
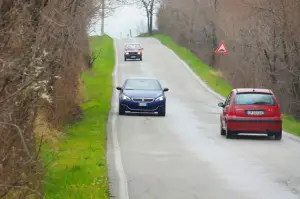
89, 4, 156, 38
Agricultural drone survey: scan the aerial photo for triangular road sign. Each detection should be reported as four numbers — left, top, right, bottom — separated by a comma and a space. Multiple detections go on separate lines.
215, 41, 228, 54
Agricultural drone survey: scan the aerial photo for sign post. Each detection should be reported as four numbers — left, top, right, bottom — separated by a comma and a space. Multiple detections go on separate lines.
215, 41, 228, 86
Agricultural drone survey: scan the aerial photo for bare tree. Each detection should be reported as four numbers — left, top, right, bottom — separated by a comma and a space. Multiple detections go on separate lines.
133, 0, 161, 35
90, 0, 126, 35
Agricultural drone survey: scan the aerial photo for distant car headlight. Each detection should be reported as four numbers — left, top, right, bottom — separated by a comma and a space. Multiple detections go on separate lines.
125, 52, 129, 55
121, 95, 131, 101
155, 96, 164, 101
137, 52, 141, 54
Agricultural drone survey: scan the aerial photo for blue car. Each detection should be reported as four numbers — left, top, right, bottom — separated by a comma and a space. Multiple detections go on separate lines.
116, 78, 169, 116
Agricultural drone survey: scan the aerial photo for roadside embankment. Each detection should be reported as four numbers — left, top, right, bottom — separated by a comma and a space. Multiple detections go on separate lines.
41, 35, 114, 199
152, 34, 300, 137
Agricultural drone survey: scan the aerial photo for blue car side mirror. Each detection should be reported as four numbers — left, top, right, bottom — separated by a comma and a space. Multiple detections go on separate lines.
116, 86, 122, 90
163, 88, 169, 92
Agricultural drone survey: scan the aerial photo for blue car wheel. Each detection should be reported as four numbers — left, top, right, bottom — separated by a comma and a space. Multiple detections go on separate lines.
158, 105, 166, 116
119, 104, 125, 115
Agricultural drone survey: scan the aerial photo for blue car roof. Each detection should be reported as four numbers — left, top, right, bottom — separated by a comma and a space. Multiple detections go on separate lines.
125, 77, 158, 80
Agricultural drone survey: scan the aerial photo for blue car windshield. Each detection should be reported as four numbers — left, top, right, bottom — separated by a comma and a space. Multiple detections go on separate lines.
124, 79, 162, 90
235, 93, 275, 106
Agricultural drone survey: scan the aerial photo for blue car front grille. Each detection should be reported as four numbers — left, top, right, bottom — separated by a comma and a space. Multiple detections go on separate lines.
132, 98, 154, 102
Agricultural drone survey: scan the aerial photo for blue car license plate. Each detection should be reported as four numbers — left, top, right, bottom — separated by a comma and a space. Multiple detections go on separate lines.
139, 103, 147, 106
131, 56, 136, 58
246, 110, 264, 115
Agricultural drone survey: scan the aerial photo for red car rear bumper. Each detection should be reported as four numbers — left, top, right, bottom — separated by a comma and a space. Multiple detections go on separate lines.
226, 117, 282, 133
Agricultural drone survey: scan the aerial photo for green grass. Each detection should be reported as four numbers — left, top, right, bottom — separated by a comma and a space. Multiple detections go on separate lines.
153, 33, 300, 137
42, 35, 114, 199
282, 115, 300, 136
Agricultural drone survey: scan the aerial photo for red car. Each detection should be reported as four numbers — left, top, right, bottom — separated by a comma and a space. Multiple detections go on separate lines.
218, 88, 282, 140
124, 43, 143, 61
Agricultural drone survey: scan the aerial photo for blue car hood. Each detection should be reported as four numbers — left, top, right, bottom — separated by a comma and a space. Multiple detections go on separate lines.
123, 90, 163, 98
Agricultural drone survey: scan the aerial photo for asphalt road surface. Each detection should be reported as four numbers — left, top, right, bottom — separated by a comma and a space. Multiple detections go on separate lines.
107, 38, 300, 199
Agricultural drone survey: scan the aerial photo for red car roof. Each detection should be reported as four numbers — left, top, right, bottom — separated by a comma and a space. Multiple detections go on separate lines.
235, 88, 273, 94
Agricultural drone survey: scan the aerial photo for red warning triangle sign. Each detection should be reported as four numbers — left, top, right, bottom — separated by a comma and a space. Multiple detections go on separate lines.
215, 41, 228, 54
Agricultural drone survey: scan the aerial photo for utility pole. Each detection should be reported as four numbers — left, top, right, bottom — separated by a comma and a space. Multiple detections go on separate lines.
101, 0, 105, 35
129, 29, 132, 37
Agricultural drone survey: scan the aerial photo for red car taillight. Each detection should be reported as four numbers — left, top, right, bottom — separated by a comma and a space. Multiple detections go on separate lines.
228, 107, 236, 116
275, 106, 281, 117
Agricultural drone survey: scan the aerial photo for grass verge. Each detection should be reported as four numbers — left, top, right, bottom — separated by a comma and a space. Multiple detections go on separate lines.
41, 35, 114, 198
152, 33, 300, 137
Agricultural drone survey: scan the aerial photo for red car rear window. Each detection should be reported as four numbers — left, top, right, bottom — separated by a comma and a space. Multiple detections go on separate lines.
235, 93, 276, 106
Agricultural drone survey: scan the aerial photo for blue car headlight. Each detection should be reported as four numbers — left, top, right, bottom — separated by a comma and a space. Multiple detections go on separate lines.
120, 94, 131, 101
155, 96, 164, 101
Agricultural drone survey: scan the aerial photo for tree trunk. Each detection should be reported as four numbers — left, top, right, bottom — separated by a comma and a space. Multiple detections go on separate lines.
101, 0, 105, 35
148, 0, 155, 36
210, 22, 217, 67
149, 13, 153, 35
145, 8, 151, 35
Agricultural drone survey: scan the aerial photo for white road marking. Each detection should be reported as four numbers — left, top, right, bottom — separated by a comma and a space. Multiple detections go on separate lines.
111, 38, 130, 199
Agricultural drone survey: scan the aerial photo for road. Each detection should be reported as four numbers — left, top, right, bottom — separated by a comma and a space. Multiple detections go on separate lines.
107, 38, 300, 199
